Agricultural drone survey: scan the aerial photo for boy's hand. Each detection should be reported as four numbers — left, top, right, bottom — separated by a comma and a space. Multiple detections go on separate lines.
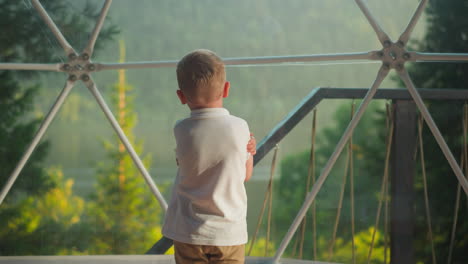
247, 133, 257, 156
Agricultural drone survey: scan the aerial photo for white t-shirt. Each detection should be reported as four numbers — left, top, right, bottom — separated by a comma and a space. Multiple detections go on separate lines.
162, 108, 250, 246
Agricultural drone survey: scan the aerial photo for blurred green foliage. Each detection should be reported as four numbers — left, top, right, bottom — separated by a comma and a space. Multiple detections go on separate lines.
272, 0, 468, 263
402, 0, 468, 262
0, 0, 117, 255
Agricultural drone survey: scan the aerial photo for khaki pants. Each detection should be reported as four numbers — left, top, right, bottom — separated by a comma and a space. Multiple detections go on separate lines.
174, 241, 245, 264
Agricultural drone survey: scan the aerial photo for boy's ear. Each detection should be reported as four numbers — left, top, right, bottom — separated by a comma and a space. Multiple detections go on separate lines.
176, 90, 187, 104
223, 81, 230, 98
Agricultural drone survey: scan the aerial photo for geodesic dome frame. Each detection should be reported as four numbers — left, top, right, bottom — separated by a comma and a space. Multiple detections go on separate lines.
0, 0, 468, 262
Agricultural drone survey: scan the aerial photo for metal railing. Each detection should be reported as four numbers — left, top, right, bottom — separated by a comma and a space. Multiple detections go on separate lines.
147, 87, 468, 257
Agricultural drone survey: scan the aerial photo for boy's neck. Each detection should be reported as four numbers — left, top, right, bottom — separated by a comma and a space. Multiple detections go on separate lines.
188, 99, 223, 110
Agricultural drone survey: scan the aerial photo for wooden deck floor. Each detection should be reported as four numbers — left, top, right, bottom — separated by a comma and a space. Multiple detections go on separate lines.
0, 255, 340, 264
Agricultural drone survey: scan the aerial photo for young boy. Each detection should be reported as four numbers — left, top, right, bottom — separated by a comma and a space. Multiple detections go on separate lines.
162, 49, 256, 264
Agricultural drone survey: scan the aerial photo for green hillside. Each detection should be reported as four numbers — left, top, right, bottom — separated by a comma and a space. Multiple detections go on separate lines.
31, 0, 425, 178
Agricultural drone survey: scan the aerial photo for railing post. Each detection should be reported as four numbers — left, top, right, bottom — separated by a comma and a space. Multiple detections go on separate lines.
390, 100, 416, 264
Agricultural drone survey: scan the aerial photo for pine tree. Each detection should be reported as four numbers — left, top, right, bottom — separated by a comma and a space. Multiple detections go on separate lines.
404, 0, 468, 262
86, 40, 163, 254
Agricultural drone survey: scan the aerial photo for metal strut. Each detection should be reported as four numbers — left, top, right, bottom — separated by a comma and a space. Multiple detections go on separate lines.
83, 0, 113, 57
85, 80, 168, 210
0, 80, 75, 205
97, 52, 375, 71
31, 0, 76, 56
399, 70, 468, 195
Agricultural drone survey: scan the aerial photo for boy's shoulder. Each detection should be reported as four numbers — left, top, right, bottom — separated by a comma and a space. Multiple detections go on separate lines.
173, 113, 249, 141
226, 113, 249, 125
174, 118, 186, 128
174, 110, 248, 128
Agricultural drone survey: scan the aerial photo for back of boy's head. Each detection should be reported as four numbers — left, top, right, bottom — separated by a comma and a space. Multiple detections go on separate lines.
176, 49, 226, 105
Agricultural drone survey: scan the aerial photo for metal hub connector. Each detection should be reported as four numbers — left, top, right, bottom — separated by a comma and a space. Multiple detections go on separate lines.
379, 40, 410, 71
74, 64, 84, 71
61, 52, 95, 77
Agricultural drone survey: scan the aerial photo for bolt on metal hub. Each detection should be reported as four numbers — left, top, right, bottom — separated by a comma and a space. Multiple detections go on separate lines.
80, 74, 90, 82
62, 52, 95, 76
80, 53, 90, 60
62, 64, 71, 71
68, 74, 77, 81
68, 53, 77, 60
87, 64, 96, 71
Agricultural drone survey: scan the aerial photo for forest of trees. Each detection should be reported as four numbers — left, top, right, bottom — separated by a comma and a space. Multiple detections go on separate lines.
0, 0, 466, 263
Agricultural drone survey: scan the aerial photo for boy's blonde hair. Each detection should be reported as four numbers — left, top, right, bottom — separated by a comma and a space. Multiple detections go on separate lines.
176, 49, 226, 104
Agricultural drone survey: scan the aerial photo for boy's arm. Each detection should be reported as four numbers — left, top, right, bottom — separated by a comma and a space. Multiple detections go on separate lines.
245, 154, 253, 182
247, 133, 257, 155
245, 133, 256, 182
